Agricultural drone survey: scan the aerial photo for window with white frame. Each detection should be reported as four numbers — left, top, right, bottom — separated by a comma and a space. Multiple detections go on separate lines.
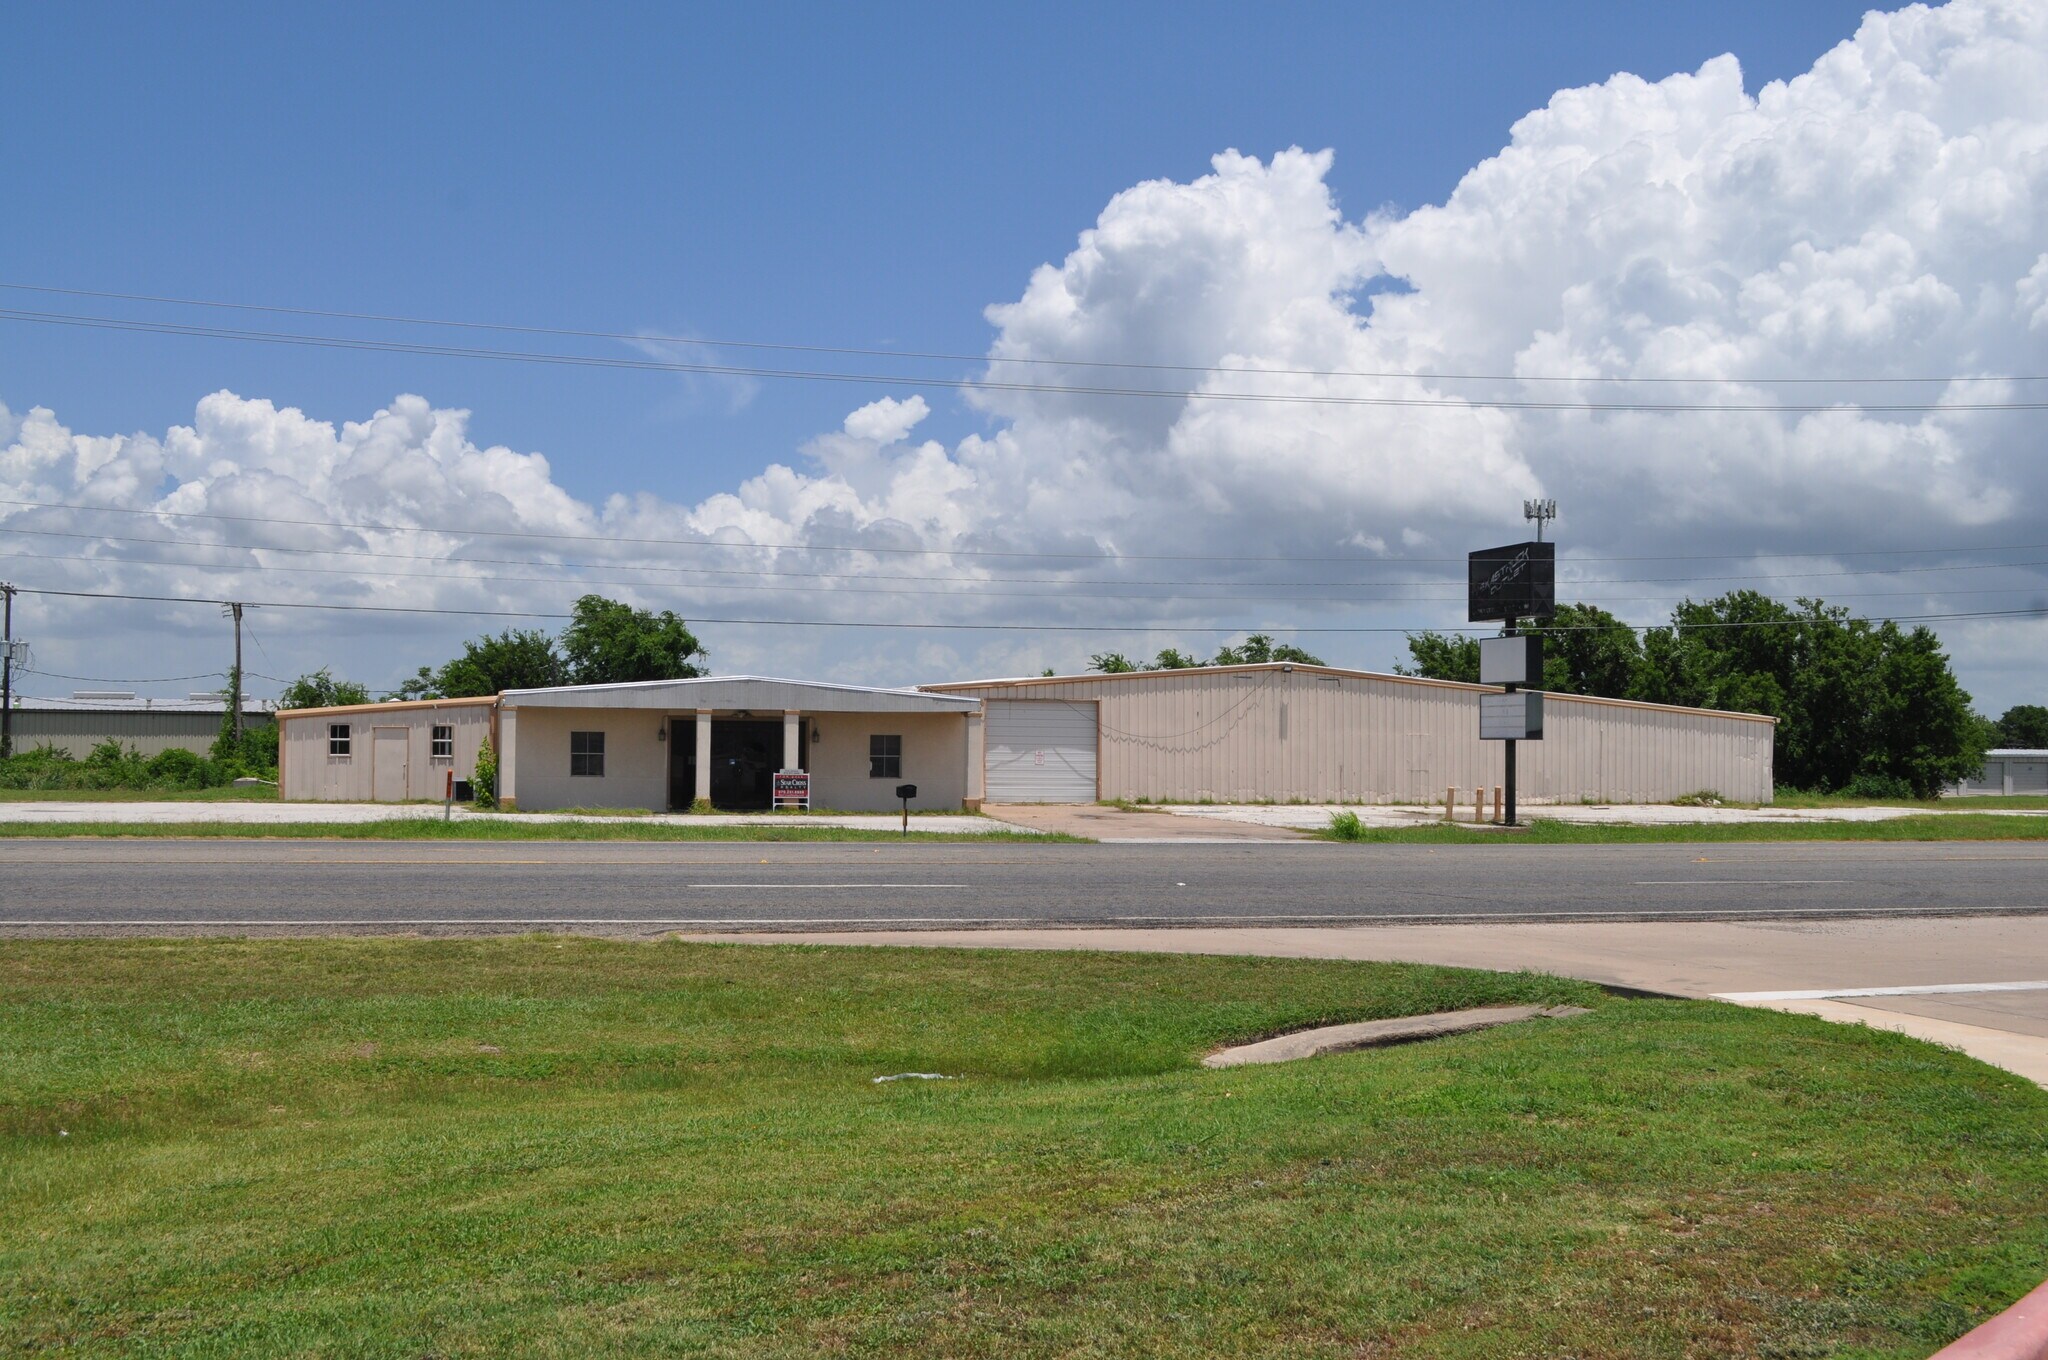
431, 724, 453, 760
869, 733, 901, 779
570, 730, 606, 777
328, 723, 351, 757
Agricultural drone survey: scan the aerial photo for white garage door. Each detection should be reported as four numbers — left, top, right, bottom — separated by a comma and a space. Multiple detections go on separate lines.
985, 699, 1097, 803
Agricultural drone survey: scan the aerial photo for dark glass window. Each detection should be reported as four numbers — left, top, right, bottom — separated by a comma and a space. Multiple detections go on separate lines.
431, 724, 453, 759
570, 730, 606, 777
869, 733, 901, 779
328, 723, 351, 757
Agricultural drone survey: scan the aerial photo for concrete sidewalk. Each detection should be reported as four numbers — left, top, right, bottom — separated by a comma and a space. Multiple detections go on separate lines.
696, 914, 2048, 1086
0, 801, 1022, 834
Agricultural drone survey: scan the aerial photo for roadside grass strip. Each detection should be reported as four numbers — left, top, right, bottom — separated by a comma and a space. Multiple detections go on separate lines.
1321, 812, 2048, 844
0, 820, 1077, 843
2, 939, 2044, 1357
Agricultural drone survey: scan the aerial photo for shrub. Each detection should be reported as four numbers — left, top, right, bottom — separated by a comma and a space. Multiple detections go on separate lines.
145, 748, 211, 789
1843, 772, 1916, 800
472, 738, 498, 809
1327, 809, 1365, 841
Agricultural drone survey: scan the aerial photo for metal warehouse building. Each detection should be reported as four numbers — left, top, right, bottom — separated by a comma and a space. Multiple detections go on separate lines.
5, 692, 273, 759
275, 664, 1773, 810
923, 663, 1775, 805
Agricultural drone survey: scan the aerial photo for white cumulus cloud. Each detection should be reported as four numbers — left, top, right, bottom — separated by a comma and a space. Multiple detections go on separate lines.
4, 0, 2048, 707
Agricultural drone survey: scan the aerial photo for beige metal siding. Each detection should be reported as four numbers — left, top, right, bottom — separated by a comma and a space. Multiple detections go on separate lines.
933, 667, 1774, 804
6, 709, 272, 759
278, 702, 493, 801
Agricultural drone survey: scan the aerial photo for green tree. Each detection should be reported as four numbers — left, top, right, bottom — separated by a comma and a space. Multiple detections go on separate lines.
1211, 634, 1324, 666
1635, 592, 1983, 796
1395, 632, 1480, 683
387, 665, 442, 701
1149, 647, 1202, 669
436, 629, 570, 697
1529, 604, 1644, 697
1089, 652, 1137, 673
1995, 704, 2048, 748
276, 669, 372, 710
561, 595, 706, 685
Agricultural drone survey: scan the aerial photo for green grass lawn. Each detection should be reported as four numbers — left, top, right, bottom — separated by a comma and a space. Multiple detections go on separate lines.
1321, 812, 2048, 844
0, 820, 1070, 843
0, 784, 281, 803
1, 940, 2042, 1358
1768, 792, 2048, 812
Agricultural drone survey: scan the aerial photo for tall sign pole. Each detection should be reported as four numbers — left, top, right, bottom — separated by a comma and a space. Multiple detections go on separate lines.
1, 582, 15, 759
1470, 502, 1557, 826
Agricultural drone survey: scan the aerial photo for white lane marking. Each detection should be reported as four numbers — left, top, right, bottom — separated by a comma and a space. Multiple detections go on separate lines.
1716, 980, 2048, 1002
1631, 879, 1853, 885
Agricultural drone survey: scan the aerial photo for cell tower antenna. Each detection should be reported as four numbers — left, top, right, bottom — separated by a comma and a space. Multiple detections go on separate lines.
1523, 498, 1557, 542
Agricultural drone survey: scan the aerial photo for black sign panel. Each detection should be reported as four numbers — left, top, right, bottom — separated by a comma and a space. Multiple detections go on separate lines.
1468, 541, 1555, 622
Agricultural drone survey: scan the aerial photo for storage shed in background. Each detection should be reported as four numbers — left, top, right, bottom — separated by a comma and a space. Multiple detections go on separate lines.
924, 663, 1776, 805
1952, 749, 2048, 796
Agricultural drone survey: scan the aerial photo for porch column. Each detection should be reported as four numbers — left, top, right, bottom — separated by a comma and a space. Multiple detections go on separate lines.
496, 706, 518, 811
694, 708, 713, 804
964, 707, 985, 810
783, 710, 802, 770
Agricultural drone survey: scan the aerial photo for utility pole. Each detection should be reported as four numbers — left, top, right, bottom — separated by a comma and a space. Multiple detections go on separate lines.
1, 582, 15, 759
224, 601, 245, 743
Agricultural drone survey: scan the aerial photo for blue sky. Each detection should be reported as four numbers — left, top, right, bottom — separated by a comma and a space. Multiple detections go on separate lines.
5, 2, 1871, 505
6, 1, 2045, 713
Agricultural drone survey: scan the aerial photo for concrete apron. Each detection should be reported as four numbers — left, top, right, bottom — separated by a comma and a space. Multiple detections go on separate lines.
687, 914, 2048, 1088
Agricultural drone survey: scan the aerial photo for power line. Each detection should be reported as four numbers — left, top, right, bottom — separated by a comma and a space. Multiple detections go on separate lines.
5, 523, 2048, 589
14, 585, 2046, 634
9, 495, 2048, 565
24, 666, 224, 684
2, 281, 2039, 386
6, 307, 2046, 414
6, 547, 2046, 606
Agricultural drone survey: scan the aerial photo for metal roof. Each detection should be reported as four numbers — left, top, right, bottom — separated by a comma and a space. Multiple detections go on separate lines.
500, 675, 981, 713
6, 692, 269, 714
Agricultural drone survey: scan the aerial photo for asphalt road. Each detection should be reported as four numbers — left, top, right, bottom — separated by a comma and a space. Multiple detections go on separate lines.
2, 838, 2045, 934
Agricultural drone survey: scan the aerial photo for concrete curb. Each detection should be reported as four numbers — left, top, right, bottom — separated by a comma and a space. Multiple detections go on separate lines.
1202, 1004, 1590, 1068
1928, 1276, 2048, 1359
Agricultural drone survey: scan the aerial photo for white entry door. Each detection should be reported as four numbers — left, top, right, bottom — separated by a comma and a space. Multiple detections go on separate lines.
372, 727, 410, 801
985, 700, 1097, 803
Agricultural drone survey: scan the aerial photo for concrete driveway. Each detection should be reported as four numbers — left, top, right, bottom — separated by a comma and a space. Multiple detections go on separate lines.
981, 803, 1309, 842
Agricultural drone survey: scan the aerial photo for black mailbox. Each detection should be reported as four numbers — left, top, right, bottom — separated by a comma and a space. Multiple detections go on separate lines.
895, 784, 917, 800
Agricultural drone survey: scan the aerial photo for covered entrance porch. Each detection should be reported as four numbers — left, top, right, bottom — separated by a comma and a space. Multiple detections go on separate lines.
667, 711, 809, 810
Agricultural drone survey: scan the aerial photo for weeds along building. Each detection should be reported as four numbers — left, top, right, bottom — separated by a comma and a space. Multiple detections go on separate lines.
273, 665, 1775, 810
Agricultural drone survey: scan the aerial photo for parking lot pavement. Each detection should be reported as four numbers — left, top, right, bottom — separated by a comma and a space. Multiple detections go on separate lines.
709, 914, 2048, 1087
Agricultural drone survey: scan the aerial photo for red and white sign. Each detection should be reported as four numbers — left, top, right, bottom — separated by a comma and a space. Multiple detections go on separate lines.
772, 769, 811, 809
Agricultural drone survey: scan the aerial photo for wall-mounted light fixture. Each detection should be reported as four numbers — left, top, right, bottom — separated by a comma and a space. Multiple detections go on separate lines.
657, 721, 667, 742
811, 724, 822, 744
